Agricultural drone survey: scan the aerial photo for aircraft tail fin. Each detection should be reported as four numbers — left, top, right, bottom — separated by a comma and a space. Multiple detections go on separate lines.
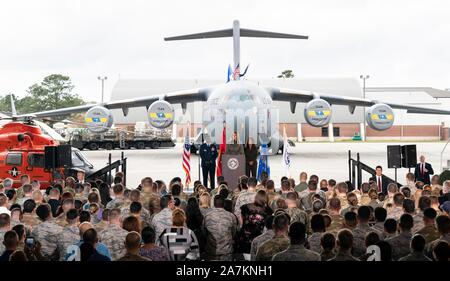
164, 20, 308, 80
10, 94, 17, 116
164, 29, 233, 41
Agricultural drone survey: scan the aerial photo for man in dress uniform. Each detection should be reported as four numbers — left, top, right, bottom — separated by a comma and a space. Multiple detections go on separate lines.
200, 135, 218, 190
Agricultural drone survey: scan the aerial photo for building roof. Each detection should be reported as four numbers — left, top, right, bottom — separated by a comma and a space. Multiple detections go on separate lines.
366, 87, 450, 99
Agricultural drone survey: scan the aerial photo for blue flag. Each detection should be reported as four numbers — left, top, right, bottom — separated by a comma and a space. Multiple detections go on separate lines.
257, 143, 270, 181
226, 64, 232, 82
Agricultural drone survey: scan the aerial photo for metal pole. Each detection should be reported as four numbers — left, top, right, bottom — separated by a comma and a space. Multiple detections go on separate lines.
348, 150, 352, 183
395, 167, 398, 184
108, 153, 112, 184
440, 136, 450, 172
98, 76, 107, 103
123, 157, 127, 187
357, 153, 362, 190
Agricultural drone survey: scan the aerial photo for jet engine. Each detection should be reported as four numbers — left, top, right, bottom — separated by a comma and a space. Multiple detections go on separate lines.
85, 106, 114, 133
366, 103, 394, 131
304, 99, 332, 127
147, 100, 175, 129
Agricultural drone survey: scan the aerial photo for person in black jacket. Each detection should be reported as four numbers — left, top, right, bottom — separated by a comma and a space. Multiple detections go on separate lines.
244, 137, 258, 177
199, 137, 218, 189
414, 155, 434, 185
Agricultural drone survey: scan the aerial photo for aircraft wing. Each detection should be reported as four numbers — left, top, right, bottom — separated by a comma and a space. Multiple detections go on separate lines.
268, 87, 450, 115
16, 88, 210, 118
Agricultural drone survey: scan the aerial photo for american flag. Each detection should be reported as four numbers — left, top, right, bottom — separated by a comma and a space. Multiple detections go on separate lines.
182, 127, 191, 188
232, 64, 240, 80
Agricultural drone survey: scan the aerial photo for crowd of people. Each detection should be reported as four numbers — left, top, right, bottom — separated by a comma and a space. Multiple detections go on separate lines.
0, 163, 450, 262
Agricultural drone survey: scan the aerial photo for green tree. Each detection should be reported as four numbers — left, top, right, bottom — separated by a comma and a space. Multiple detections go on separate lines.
26, 74, 84, 112
0, 74, 85, 118
277, 69, 294, 78
0, 94, 16, 113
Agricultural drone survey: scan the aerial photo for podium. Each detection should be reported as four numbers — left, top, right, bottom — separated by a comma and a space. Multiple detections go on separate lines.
222, 154, 246, 191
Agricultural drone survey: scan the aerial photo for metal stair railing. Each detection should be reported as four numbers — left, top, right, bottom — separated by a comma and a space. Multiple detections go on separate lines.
348, 150, 402, 190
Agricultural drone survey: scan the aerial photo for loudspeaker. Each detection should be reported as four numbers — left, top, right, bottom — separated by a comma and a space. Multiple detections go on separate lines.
402, 145, 417, 168
387, 145, 402, 168
56, 145, 72, 168
44, 146, 57, 170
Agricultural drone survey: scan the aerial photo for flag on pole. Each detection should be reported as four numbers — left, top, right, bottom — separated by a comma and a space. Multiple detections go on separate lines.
182, 125, 191, 188
232, 64, 240, 80
226, 64, 232, 82
257, 143, 270, 181
239, 64, 250, 78
282, 126, 291, 177
216, 125, 226, 177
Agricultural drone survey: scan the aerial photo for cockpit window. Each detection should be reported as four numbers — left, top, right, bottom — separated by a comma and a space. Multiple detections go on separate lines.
28, 153, 44, 168
75, 150, 93, 167
71, 151, 84, 167
6, 153, 22, 166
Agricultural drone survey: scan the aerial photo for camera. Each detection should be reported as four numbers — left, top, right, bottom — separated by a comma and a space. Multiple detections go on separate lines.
25, 236, 35, 248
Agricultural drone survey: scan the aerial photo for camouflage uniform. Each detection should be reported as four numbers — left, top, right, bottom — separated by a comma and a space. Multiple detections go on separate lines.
352, 223, 380, 257
337, 194, 348, 210
412, 213, 424, 234
328, 214, 344, 236
426, 233, 450, 258
141, 191, 160, 215
250, 229, 274, 261
340, 205, 359, 217
294, 182, 308, 193
320, 249, 336, 261
272, 244, 321, 261
203, 207, 237, 260
94, 220, 109, 234
31, 220, 63, 259
234, 190, 256, 224
21, 213, 40, 232
398, 251, 432, 261
55, 213, 68, 227
105, 198, 126, 210
56, 225, 80, 261
151, 208, 173, 239
285, 207, 308, 226
200, 207, 213, 217
121, 204, 152, 226
372, 222, 386, 239
359, 194, 371, 206
307, 232, 323, 253
328, 250, 360, 261
368, 199, 382, 210
416, 225, 440, 244
387, 206, 403, 221
383, 196, 394, 208
386, 231, 412, 260
99, 224, 129, 261
255, 235, 290, 261
0, 229, 7, 254
15, 186, 24, 199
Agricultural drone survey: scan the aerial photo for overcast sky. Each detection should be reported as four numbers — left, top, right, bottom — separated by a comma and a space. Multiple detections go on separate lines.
0, 0, 449, 103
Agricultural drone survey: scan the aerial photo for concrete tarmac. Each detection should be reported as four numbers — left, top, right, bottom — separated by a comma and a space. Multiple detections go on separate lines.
82, 141, 450, 189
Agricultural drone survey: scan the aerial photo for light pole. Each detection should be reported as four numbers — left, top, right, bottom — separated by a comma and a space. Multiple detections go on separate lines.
360, 75, 370, 141
97, 76, 107, 103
